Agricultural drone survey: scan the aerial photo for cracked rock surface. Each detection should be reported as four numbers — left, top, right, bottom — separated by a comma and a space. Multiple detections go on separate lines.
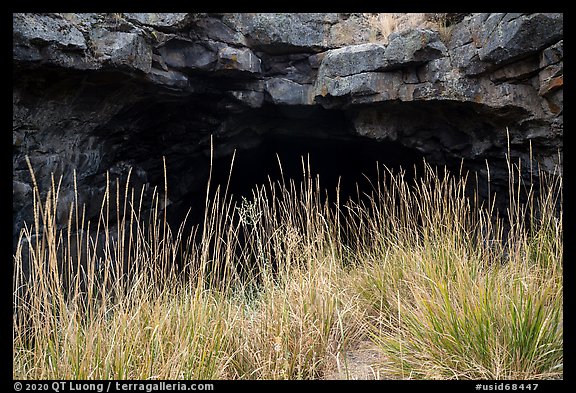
13, 13, 563, 245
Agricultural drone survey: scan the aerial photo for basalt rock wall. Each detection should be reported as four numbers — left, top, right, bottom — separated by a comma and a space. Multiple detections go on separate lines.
13, 13, 563, 243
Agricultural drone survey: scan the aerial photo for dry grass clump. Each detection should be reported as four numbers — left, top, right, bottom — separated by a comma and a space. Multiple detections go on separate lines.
365, 13, 456, 44
13, 141, 562, 379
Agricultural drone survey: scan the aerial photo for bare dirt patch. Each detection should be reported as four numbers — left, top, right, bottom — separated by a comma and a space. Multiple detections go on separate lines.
323, 339, 393, 380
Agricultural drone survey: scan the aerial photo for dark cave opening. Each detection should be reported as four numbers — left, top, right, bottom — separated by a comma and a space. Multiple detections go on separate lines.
165, 132, 430, 237
160, 132, 435, 278
214, 134, 425, 203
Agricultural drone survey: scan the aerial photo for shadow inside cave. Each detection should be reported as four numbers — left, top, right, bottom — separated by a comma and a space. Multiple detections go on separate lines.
166, 134, 430, 236
164, 134, 439, 279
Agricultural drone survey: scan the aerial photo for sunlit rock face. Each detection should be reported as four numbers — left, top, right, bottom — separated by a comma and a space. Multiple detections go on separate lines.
13, 13, 563, 245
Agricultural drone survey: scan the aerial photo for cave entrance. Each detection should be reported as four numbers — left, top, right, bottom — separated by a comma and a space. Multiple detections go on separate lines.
164, 131, 432, 277
214, 134, 426, 204
166, 133, 429, 235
